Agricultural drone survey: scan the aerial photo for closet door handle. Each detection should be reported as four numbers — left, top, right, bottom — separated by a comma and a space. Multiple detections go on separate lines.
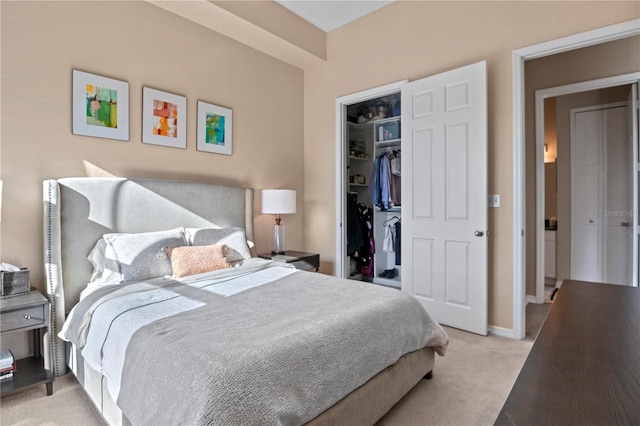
621, 222, 630, 227
474, 230, 484, 237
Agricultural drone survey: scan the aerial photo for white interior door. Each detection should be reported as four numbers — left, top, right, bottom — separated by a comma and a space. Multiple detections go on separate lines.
571, 102, 634, 285
571, 108, 605, 281
628, 84, 639, 287
605, 106, 632, 284
401, 61, 488, 335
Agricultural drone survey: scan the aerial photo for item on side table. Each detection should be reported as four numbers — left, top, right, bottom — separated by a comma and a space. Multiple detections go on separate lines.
261, 189, 297, 255
1, 266, 30, 296
0, 349, 16, 380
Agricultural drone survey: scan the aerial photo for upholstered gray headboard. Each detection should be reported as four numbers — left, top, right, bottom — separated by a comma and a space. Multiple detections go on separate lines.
43, 177, 254, 376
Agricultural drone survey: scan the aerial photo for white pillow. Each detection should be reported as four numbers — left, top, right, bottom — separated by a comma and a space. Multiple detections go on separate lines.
185, 227, 251, 262
101, 228, 188, 284
87, 234, 124, 283
87, 238, 108, 283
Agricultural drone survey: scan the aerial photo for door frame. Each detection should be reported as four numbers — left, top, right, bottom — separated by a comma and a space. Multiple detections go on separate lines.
513, 18, 640, 339
535, 78, 640, 303
334, 80, 408, 279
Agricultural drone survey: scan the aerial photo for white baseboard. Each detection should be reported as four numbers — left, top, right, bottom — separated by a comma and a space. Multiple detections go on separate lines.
488, 325, 515, 339
526, 295, 537, 304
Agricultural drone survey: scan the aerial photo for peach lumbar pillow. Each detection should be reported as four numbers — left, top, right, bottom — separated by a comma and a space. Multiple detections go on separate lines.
168, 244, 231, 278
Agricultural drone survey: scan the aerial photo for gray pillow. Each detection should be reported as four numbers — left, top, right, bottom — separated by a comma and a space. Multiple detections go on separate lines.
185, 227, 251, 263
101, 228, 188, 284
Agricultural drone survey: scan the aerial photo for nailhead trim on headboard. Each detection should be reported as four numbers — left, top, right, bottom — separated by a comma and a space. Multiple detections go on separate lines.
45, 180, 62, 377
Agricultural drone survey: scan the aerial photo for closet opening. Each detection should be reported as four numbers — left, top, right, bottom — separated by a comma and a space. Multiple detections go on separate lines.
346, 92, 402, 288
336, 81, 406, 289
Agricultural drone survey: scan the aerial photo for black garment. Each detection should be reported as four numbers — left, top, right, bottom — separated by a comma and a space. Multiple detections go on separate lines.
346, 194, 364, 255
394, 221, 401, 265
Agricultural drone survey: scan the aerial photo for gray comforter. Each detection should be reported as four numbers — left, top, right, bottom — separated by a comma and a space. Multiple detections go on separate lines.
61, 260, 448, 425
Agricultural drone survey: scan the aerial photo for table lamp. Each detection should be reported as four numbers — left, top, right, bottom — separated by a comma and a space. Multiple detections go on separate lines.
261, 189, 296, 255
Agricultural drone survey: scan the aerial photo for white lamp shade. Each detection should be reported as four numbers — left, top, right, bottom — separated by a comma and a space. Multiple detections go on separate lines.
261, 189, 296, 214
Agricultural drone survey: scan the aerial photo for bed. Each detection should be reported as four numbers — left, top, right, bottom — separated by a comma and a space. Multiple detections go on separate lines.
43, 177, 448, 426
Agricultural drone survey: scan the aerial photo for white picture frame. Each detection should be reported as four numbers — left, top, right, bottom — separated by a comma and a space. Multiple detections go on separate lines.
72, 70, 129, 141
196, 100, 233, 155
142, 87, 187, 149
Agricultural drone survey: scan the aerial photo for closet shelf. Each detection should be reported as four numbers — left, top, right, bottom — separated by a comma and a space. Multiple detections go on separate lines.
349, 183, 368, 187
349, 155, 369, 160
375, 139, 401, 147
348, 115, 401, 128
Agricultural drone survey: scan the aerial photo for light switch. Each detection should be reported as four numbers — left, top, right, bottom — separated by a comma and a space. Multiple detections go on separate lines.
488, 194, 501, 208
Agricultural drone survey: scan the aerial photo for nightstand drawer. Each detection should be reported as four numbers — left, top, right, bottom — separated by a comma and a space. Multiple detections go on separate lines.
1, 305, 46, 332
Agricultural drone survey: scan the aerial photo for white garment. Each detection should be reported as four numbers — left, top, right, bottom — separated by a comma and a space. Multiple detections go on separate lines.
391, 152, 401, 176
383, 225, 395, 252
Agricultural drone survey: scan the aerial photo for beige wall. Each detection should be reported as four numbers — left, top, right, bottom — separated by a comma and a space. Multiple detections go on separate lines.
0, 1, 305, 294
304, 1, 639, 329
524, 36, 639, 296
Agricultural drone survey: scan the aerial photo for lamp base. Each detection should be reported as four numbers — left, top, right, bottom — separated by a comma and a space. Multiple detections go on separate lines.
272, 222, 286, 255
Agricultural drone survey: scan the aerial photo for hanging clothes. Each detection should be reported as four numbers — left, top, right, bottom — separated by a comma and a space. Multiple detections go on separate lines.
356, 203, 375, 277
370, 155, 381, 207
380, 153, 391, 210
394, 221, 401, 266
370, 150, 401, 211
389, 151, 401, 206
383, 223, 395, 252
391, 151, 401, 176
346, 193, 364, 255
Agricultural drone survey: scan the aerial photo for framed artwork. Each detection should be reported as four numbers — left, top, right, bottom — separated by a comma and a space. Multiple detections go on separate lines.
196, 100, 233, 155
142, 87, 187, 149
72, 70, 129, 141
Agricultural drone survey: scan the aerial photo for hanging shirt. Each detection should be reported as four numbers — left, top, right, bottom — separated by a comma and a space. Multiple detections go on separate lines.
380, 153, 391, 210
369, 155, 381, 207
383, 224, 395, 252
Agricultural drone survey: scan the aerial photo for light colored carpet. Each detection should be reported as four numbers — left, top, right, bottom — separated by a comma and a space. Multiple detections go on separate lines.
0, 373, 106, 426
377, 327, 534, 426
1, 313, 547, 426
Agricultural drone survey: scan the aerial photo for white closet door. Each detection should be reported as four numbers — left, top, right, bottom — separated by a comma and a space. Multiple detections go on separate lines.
571, 108, 605, 282
604, 106, 631, 285
571, 103, 633, 286
401, 61, 488, 335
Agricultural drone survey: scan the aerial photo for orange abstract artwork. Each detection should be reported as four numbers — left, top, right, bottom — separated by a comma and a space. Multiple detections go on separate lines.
152, 100, 178, 138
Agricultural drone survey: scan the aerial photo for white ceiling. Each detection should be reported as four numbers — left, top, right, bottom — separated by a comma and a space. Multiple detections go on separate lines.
275, 0, 394, 32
